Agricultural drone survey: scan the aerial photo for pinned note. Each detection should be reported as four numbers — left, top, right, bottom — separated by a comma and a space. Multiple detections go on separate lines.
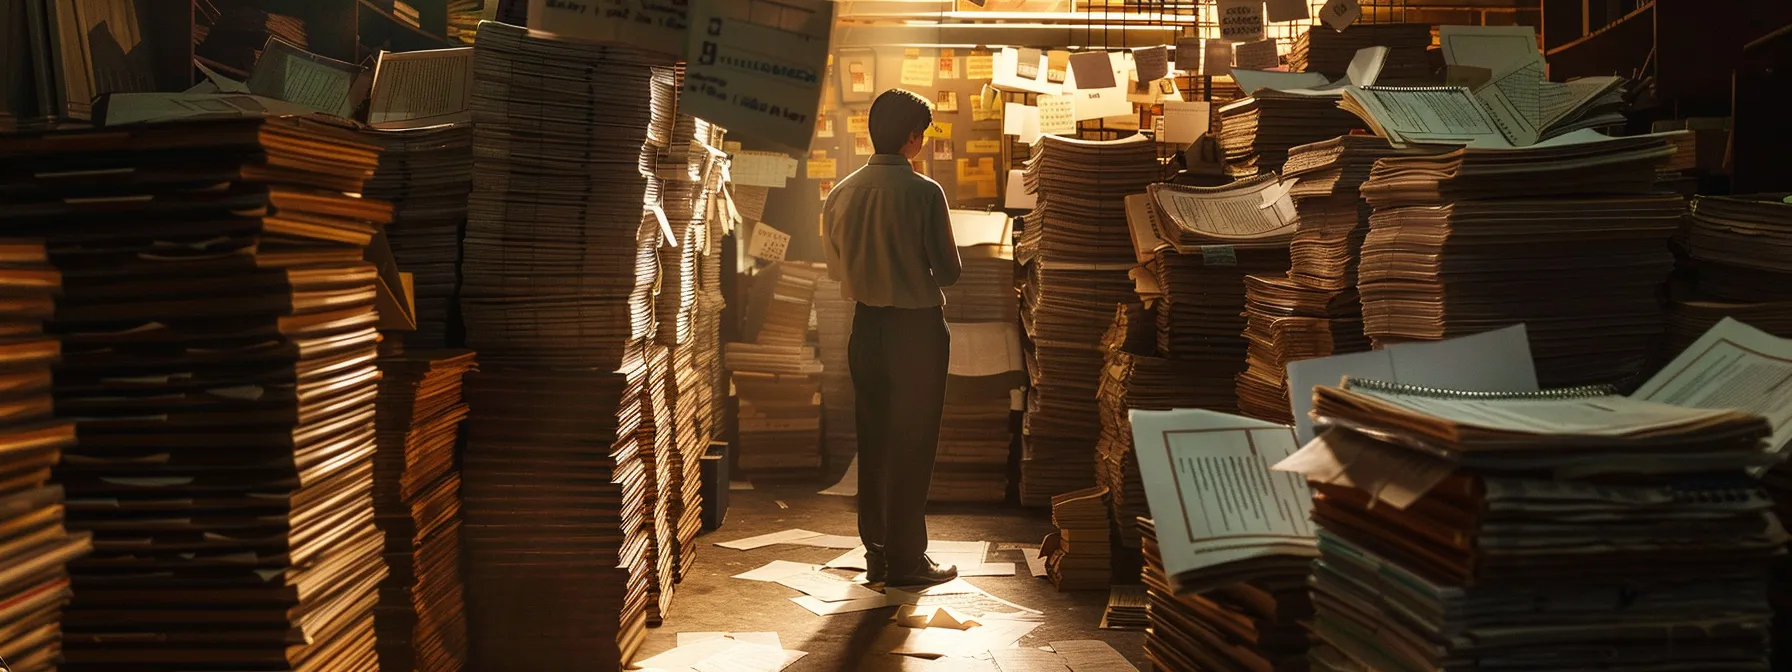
938, 48, 960, 79
1003, 103, 1041, 144
1203, 40, 1234, 76
847, 113, 869, 134
1266, 0, 1310, 23
684, 0, 834, 151
1218, 0, 1266, 42
1046, 50, 1070, 82
1234, 39, 1280, 70
747, 223, 791, 262
967, 49, 994, 79
731, 151, 793, 188
853, 133, 873, 156
1321, 0, 1361, 31
1134, 45, 1170, 82
1067, 51, 1116, 89
966, 139, 1001, 153
806, 157, 835, 179
925, 121, 953, 139
1037, 95, 1075, 136
901, 47, 935, 86
936, 90, 958, 112
1174, 37, 1203, 71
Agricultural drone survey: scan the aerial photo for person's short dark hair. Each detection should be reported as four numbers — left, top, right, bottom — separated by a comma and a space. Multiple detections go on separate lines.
869, 89, 934, 154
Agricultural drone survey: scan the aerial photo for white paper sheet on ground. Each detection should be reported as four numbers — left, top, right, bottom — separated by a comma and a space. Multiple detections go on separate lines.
825, 546, 868, 570
690, 642, 807, 672
929, 541, 988, 557
887, 578, 982, 598
890, 588, 1044, 620
790, 594, 894, 616
991, 648, 1070, 671
787, 534, 862, 549
1024, 552, 1047, 578
1128, 409, 1317, 580
776, 571, 885, 602
733, 560, 823, 582
956, 562, 1017, 577
1284, 324, 1538, 443
631, 637, 743, 669
895, 605, 981, 630
1634, 317, 1792, 458
884, 619, 1043, 658
676, 632, 783, 648
819, 458, 857, 496
1050, 640, 1139, 671
715, 529, 824, 550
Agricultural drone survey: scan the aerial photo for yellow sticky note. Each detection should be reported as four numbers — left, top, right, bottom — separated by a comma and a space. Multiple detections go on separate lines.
925, 121, 953, 139
966, 49, 995, 79
901, 47, 935, 87
807, 159, 836, 179
966, 139, 1001, 154
847, 114, 869, 134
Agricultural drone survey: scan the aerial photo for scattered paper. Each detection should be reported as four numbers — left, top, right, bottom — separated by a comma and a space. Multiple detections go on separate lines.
776, 571, 885, 602
1050, 640, 1139, 671
733, 560, 824, 582
1274, 426, 1456, 509
889, 578, 982, 598
1202, 40, 1233, 76
715, 529, 824, 551
787, 533, 861, 549
991, 648, 1070, 671
824, 546, 868, 570
747, 223, 791, 262
677, 632, 783, 648
929, 541, 988, 557
1134, 46, 1169, 82
1217, 0, 1265, 42
885, 619, 1043, 658
1320, 0, 1360, 30
895, 605, 981, 630
957, 562, 1017, 577
631, 637, 742, 670
683, 0, 834, 151
790, 594, 892, 616
819, 458, 858, 496
691, 642, 806, 672
1233, 39, 1279, 70
1023, 550, 1047, 578
367, 46, 475, 129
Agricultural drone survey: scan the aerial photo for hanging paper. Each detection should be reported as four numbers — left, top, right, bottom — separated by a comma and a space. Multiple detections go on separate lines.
684, 0, 834, 151
1321, 0, 1362, 31
1217, 0, 1266, 43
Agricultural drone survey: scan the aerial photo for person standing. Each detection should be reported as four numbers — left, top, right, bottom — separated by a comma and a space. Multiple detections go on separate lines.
822, 89, 962, 586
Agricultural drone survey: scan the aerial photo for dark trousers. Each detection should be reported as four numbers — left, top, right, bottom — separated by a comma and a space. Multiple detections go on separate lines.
849, 303, 949, 575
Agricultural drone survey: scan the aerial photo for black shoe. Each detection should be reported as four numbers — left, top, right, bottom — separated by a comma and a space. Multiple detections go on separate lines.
865, 550, 887, 584
885, 557, 957, 587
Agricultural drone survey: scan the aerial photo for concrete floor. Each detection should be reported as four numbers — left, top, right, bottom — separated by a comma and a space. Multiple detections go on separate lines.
639, 482, 1149, 670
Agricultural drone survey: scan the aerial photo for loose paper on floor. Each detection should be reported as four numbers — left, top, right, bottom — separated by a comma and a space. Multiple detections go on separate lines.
791, 594, 893, 616
715, 529, 823, 550
819, 457, 858, 496
676, 632, 783, 648
787, 534, 861, 549
775, 571, 884, 602
1050, 640, 1139, 671
732, 560, 822, 582
690, 642, 807, 672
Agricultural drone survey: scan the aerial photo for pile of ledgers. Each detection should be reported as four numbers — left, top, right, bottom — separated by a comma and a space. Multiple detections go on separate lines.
1138, 518, 1311, 672
1357, 132, 1685, 388
933, 322, 1023, 503
0, 241, 90, 671
363, 124, 474, 347
1286, 23, 1435, 83
372, 350, 476, 672
1669, 195, 1792, 352
1044, 486, 1110, 591
457, 21, 675, 668
1292, 380, 1785, 672
730, 262, 826, 480
1215, 93, 1367, 178
813, 275, 857, 475
1017, 134, 1159, 506
1094, 304, 1205, 549
3, 118, 390, 670
1143, 177, 1297, 412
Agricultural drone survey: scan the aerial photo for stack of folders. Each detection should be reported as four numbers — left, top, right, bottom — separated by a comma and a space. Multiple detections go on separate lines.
813, 276, 857, 475
1130, 409, 1318, 672
1237, 275, 1368, 423
1140, 178, 1296, 412
1044, 486, 1111, 591
1095, 305, 1206, 549
1016, 134, 1158, 506
1357, 133, 1685, 388
0, 118, 389, 669
457, 20, 675, 669
1670, 195, 1792, 351
932, 322, 1023, 503
372, 350, 476, 672
1286, 380, 1782, 671
364, 125, 474, 347
1287, 24, 1434, 83
0, 242, 90, 672
1215, 93, 1367, 178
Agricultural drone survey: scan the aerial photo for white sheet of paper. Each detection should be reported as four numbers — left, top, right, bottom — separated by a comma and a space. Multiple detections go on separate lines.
819, 458, 858, 496
929, 541, 988, 557
950, 210, 1012, 247
368, 47, 473, 129
1284, 324, 1538, 442
1321, 0, 1360, 30
1230, 69, 1330, 95
889, 577, 982, 598
790, 594, 892, 616
824, 546, 867, 570
1002, 103, 1036, 137
1004, 169, 1036, 210
683, 0, 833, 151
246, 38, 361, 118
733, 560, 823, 582
1036, 95, 1076, 136
676, 632, 783, 648
886, 619, 1042, 659
1024, 551, 1048, 578
1633, 317, 1792, 457
732, 152, 793, 189
714, 529, 824, 551
894, 605, 980, 630
528, 0, 687, 58
1217, 0, 1265, 42
747, 222, 791, 262
1051, 640, 1139, 672
787, 534, 863, 549
631, 637, 743, 670
776, 571, 885, 602
1438, 25, 1541, 77
991, 648, 1071, 671
690, 642, 806, 672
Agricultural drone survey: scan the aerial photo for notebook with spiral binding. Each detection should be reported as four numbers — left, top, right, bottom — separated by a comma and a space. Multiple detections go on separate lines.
1338, 72, 1624, 148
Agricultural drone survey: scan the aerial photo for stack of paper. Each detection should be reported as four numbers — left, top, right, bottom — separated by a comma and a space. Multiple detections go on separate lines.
372, 350, 477, 672
447, 0, 483, 43
1284, 381, 1781, 671
1214, 92, 1367, 177
728, 367, 824, 478
696, 162, 734, 447
639, 343, 680, 624
1357, 133, 1685, 387
813, 276, 858, 475
1143, 178, 1297, 412
1237, 275, 1369, 423
0, 241, 89, 672
1670, 195, 1792, 351
1287, 24, 1434, 83
1044, 486, 1110, 591
1138, 518, 1312, 672
0, 118, 388, 669
457, 20, 676, 669
364, 124, 474, 347
944, 210, 1019, 325
1095, 305, 1207, 548
1017, 134, 1159, 506
932, 323, 1023, 503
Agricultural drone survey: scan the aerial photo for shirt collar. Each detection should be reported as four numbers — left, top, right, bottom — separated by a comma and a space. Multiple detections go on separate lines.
868, 154, 909, 166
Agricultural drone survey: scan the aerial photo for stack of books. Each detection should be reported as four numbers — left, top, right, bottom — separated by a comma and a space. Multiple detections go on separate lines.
448, 0, 484, 43
1017, 134, 1158, 506
726, 344, 824, 478
1139, 518, 1312, 672
1095, 305, 1204, 549
1045, 486, 1111, 591
1670, 195, 1792, 351
1215, 93, 1367, 178
457, 21, 674, 668
1287, 24, 1434, 83
813, 275, 857, 475
1296, 381, 1781, 671
372, 350, 476, 672
365, 125, 475, 348
0, 242, 89, 671
1357, 134, 1684, 387
932, 322, 1023, 503
0, 118, 388, 669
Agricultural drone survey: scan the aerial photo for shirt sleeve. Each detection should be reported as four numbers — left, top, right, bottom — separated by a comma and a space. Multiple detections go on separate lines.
821, 189, 844, 281
924, 183, 962, 288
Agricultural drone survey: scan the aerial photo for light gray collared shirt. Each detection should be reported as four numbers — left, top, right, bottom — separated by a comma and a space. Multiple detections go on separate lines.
822, 154, 962, 308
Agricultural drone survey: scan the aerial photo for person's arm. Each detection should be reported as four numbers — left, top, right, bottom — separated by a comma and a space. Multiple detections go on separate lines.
821, 188, 844, 281
924, 183, 962, 287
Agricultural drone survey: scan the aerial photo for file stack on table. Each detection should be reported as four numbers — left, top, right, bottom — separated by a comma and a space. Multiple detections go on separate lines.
364, 125, 474, 348
1287, 381, 1782, 671
1356, 133, 1684, 387
1017, 134, 1158, 506
0, 241, 90, 672
1670, 195, 1792, 351
1094, 305, 1205, 549
372, 350, 476, 672
457, 20, 676, 669
0, 118, 389, 671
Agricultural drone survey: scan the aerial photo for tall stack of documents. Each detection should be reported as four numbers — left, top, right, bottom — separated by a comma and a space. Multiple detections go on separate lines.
365, 125, 474, 347
1356, 134, 1684, 387
749, 262, 821, 349
1238, 275, 1368, 423
1671, 195, 1792, 351
457, 21, 674, 669
0, 118, 388, 670
813, 276, 857, 473
1143, 178, 1297, 412
726, 346, 824, 478
696, 187, 731, 441
638, 343, 677, 625
1287, 381, 1782, 671
932, 322, 1024, 503
1215, 94, 1368, 178
0, 241, 90, 672
1138, 518, 1312, 672
1017, 135, 1158, 506
373, 350, 476, 672
1095, 305, 1205, 548
1288, 24, 1434, 82
1045, 486, 1111, 591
